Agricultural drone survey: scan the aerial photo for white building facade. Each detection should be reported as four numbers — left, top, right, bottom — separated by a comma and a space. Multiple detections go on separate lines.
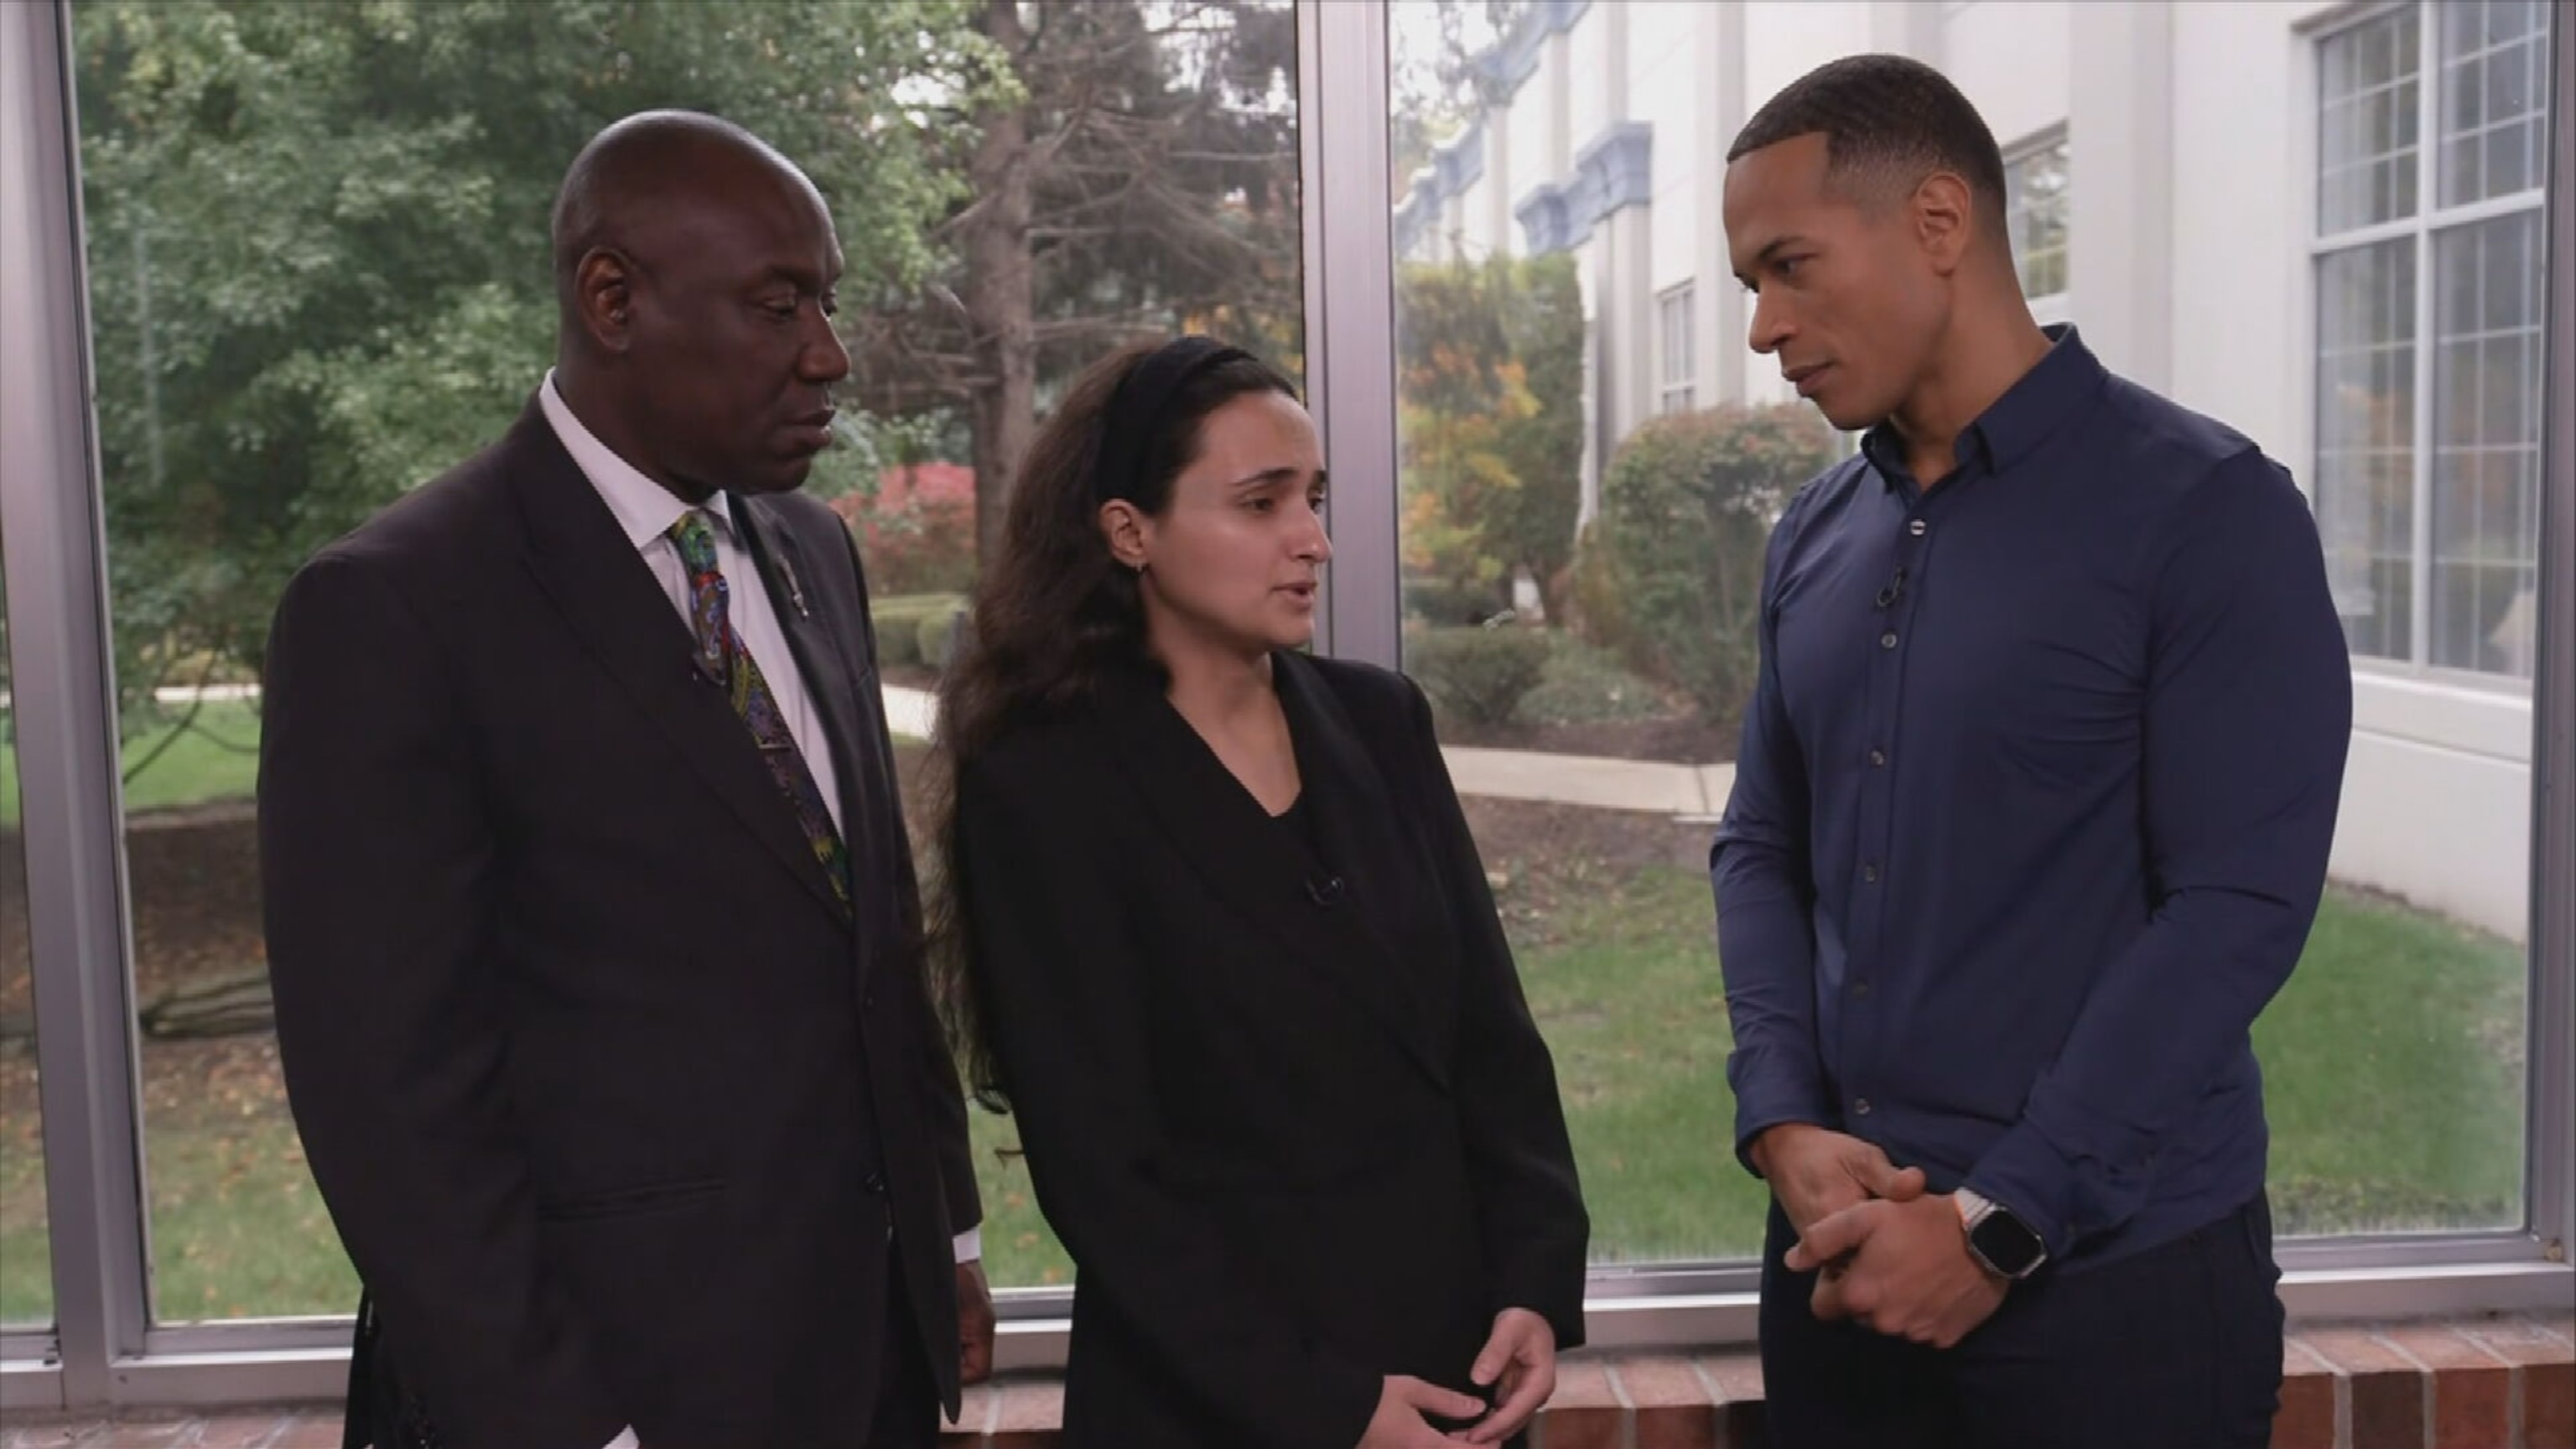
1394, 0, 2553, 942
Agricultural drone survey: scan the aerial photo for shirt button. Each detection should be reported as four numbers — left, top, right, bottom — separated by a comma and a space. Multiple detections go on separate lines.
1879, 631, 1898, 649
1909, 519, 1927, 537
862, 1171, 887, 1195
1868, 748, 1887, 766
1852, 979, 1874, 999
1853, 1098, 1873, 1116
1863, 862, 1881, 883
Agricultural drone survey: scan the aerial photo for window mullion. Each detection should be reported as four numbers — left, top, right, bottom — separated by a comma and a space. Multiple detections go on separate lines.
2410, 0, 2439, 667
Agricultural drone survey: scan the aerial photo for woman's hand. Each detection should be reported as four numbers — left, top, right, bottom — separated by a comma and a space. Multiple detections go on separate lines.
1457, 1307, 1556, 1443
1356, 1374, 1489, 1449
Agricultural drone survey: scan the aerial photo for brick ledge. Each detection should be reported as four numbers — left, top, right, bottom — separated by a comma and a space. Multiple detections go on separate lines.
3, 1316, 2564, 1448
939, 1315, 2574, 1449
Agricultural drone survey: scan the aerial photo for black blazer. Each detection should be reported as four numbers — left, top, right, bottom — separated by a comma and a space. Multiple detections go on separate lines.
257, 399, 980, 1449
955, 652, 1588, 1449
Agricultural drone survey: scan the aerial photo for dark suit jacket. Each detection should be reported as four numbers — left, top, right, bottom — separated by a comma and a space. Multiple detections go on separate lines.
954, 652, 1589, 1449
257, 399, 980, 1449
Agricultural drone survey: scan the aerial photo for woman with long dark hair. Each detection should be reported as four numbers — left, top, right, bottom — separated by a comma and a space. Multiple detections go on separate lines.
922, 335, 1588, 1449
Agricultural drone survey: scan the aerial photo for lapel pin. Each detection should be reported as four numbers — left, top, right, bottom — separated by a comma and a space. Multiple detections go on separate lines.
779, 553, 811, 619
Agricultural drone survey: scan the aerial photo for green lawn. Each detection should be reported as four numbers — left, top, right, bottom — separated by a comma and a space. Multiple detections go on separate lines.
960, 872, 2528, 1289
2, 1093, 360, 1324
0, 699, 264, 823
0, 704, 929, 826
2257, 891, 2526, 1231
0, 813, 2531, 1320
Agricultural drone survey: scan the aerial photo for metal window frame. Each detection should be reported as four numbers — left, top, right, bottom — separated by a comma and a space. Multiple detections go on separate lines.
0, 0, 2568, 1414
2, 0, 152, 1415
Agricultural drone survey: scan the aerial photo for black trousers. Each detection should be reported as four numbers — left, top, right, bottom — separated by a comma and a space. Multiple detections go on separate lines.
1758, 1195, 2284, 1449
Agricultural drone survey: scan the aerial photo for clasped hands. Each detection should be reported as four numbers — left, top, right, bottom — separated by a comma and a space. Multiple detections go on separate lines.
1358, 1307, 1556, 1447
1754, 1123, 2007, 1349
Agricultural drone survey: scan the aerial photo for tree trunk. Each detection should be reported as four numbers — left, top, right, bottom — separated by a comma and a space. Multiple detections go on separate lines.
964, 0, 1036, 571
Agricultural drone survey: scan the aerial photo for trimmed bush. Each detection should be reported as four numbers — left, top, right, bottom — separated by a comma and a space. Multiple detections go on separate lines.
1405, 624, 1550, 727
915, 603, 970, 671
1573, 404, 1837, 736
1404, 579, 1514, 627
870, 592, 963, 669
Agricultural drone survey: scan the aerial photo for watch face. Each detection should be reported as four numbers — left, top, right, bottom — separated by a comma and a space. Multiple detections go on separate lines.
1970, 1209, 2047, 1278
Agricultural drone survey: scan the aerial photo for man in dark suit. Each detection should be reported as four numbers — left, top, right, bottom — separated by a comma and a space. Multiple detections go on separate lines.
257, 111, 993, 1449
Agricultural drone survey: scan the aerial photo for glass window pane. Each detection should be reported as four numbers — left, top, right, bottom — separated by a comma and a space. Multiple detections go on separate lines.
1659, 283, 1696, 415
933, 0, 1304, 1291
2317, 239, 2418, 664
2446, 0, 2485, 59
2007, 136, 2071, 303
73, 0, 1301, 1315
2446, 55, 2483, 138
2430, 213, 2545, 676
2486, 117, 2531, 200
0, 545, 51, 1328
2319, 8, 2423, 231
1386, 3, 2546, 1270
2438, 0, 2552, 206
2446, 133, 2488, 206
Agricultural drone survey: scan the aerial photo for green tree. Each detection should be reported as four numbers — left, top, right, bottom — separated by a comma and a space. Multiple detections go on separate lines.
1389, 0, 1521, 195
73, 0, 1005, 735
848, 0, 1305, 568
1394, 253, 1584, 623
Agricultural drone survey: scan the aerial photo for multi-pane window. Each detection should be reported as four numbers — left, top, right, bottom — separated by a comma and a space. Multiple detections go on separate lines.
52, 0, 1304, 1319
2315, 0, 2550, 678
2005, 132, 2070, 309
1658, 283, 1696, 415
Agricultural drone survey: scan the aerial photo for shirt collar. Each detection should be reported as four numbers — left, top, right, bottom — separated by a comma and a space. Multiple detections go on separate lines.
538, 369, 736, 551
1859, 323, 2106, 492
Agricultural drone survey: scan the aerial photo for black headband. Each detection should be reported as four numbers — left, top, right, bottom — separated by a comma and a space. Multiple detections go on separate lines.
1092, 335, 1253, 506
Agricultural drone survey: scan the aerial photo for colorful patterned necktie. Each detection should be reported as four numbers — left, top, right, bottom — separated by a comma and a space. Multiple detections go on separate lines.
668, 511, 853, 914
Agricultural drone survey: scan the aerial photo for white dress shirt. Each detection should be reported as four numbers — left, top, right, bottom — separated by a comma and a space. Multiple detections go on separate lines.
538, 374, 844, 835
538, 377, 979, 1449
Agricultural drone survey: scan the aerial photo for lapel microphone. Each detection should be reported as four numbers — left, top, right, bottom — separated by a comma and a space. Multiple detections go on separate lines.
1306, 874, 1346, 908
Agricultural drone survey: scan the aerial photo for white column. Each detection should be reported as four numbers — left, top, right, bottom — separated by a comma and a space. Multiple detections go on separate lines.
1868, 0, 1942, 64
2066, 0, 2175, 390
1608, 202, 1655, 450
1701, 1, 1749, 403
1576, 252, 1602, 527
1547, 29, 1574, 175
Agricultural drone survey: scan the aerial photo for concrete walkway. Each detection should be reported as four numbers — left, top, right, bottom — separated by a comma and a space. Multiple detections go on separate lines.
1442, 745, 1733, 818
93, 681, 1727, 820
880, 684, 1727, 818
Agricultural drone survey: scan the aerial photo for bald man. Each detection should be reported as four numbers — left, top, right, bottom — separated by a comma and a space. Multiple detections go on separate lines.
259, 112, 994, 1449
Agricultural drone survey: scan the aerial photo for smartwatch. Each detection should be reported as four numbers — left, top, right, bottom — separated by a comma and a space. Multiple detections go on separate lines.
1955, 1187, 2048, 1280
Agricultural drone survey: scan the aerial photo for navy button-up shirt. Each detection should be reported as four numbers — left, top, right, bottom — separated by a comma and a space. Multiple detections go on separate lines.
1711, 328, 2352, 1267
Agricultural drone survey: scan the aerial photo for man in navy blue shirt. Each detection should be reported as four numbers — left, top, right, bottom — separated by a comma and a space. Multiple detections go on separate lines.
1711, 55, 2351, 1448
